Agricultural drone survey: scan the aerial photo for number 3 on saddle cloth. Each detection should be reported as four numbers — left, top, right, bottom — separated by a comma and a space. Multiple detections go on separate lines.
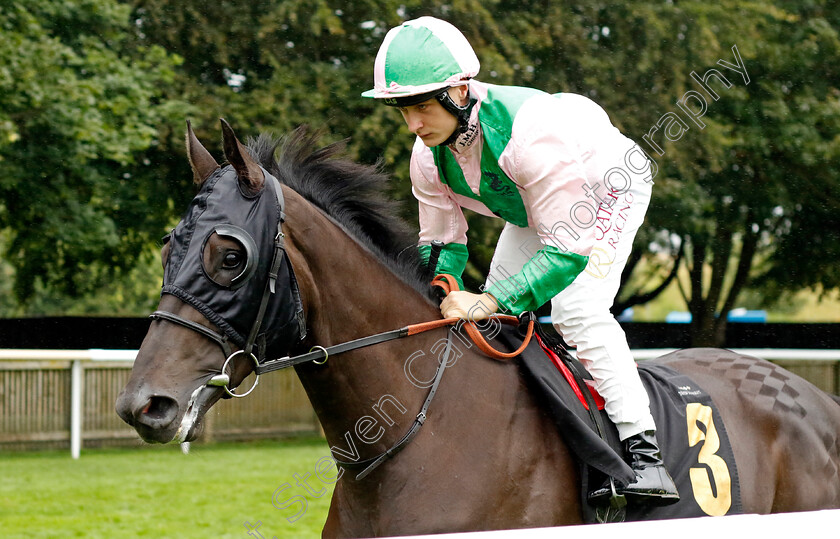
496, 323, 744, 524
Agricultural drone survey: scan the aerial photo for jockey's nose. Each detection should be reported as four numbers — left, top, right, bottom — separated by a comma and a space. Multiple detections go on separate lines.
402, 110, 423, 133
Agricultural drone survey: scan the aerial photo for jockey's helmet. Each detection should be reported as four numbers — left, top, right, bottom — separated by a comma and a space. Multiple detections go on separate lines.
362, 17, 479, 143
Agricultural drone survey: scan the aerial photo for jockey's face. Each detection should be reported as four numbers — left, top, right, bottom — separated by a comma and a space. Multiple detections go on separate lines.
398, 86, 468, 147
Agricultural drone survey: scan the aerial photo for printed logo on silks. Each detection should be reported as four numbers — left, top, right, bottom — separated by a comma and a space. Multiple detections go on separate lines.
678, 385, 704, 398
584, 246, 615, 280
485, 171, 515, 197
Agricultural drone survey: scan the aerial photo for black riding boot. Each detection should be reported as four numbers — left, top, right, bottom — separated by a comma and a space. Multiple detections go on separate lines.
620, 430, 680, 505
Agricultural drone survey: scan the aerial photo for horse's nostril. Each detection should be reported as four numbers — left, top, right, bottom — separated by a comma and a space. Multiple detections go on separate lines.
137, 395, 179, 428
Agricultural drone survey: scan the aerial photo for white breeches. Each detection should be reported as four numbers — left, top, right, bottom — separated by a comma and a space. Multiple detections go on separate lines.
485, 173, 654, 440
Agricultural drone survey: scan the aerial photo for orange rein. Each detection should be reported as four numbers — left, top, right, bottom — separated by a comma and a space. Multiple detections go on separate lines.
404, 274, 535, 361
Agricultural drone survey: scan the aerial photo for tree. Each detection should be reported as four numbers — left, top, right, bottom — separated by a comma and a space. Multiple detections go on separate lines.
0, 0, 184, 303
476, 1, 840, 345
2, 0, 837, 335
587, 1, 840, 345
124, 0, 840, 340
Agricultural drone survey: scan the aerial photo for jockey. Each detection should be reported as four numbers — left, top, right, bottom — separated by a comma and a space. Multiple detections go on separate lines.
362, 16, 679, 505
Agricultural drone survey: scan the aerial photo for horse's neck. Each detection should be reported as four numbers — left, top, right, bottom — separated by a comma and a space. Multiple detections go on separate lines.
284, 189, 437, 345
283, 190, 444, 437
282, 190, 582, 532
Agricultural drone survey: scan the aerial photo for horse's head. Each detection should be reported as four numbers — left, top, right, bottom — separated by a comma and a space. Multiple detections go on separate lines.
116, 120, 305, 443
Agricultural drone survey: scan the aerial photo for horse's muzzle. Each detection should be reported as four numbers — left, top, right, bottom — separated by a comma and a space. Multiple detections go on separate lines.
116, 389, 184, 443
116, 382, 221, 444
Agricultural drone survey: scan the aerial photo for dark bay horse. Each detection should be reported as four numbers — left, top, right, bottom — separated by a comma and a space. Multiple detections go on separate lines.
116, 121, 840, 536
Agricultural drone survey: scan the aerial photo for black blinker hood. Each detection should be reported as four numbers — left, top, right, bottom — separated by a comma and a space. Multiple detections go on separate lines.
161, 165, 306, 357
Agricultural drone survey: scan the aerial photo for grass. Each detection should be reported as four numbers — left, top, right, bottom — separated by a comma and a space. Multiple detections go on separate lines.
0, 438, 335, 539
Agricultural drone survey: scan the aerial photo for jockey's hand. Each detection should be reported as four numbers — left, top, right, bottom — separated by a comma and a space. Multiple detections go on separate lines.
440, 291, 498, 321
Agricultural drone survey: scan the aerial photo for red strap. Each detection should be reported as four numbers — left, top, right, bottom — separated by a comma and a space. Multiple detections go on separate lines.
535, 333, 605, 410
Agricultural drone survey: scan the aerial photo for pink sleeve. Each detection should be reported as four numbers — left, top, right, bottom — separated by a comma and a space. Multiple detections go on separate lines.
410, 145, 469, 246
502, 95, 604, 258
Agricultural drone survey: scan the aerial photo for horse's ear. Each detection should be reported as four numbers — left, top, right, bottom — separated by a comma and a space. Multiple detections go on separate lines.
220, 118, 265, 193
185, 120, 220, 186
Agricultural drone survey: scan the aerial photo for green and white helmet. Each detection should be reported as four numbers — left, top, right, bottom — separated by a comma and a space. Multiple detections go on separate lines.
361, 17, 480, 105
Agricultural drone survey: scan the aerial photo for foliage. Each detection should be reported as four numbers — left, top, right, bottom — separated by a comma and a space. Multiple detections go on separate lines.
598, 1, 840, 344
1, 1, 838, 339
0, 0, 185, 304
0, 237, 162, 316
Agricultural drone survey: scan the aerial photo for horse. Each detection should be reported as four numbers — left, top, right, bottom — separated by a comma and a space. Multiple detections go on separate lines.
116, 120, 840, 537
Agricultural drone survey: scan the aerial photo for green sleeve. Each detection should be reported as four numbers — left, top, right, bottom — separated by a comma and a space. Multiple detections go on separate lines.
418, 242, 469, 290
484, 246, 588, 315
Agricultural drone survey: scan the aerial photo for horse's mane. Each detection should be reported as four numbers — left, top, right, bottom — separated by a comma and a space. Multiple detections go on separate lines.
247, 128, 434, 300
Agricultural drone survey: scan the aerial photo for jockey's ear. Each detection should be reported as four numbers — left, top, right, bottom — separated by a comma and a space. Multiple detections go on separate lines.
452, 84, 470, 107
185, 120, 220, 186
220, 118, 265, 195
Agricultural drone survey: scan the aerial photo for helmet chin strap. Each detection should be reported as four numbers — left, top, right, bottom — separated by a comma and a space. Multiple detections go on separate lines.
436, 89, 477, 147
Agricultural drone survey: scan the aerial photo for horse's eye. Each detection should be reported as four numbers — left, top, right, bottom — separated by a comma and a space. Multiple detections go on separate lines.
222, 251, 243, 269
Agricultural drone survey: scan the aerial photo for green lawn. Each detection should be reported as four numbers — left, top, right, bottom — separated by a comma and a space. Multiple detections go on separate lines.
0, 438, 335, 538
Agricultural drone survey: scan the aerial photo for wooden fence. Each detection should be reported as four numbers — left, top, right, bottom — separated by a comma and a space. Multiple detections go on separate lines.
0, 351, 319, 454
1, 348, 838, 456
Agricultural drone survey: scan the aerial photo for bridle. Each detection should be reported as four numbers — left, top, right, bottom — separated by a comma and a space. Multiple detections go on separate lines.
152, 274, 536, 399
150, 169, 305, 398
149, 166, 537, 476
156, 275, 534, 479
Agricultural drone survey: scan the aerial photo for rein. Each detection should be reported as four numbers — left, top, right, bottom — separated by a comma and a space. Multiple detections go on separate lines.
154, 270, 535, 478
255, 274, 535, 374
259, 274, 535, 479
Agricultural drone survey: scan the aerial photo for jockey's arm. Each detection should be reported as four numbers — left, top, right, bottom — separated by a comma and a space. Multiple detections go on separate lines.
418, 241, 468, 290
483, 246, 588, 315
481, 97, 596, 316
411, 149, 471, 290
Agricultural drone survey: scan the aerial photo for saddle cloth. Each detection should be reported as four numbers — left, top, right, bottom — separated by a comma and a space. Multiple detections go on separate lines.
494, 324, 743, 523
